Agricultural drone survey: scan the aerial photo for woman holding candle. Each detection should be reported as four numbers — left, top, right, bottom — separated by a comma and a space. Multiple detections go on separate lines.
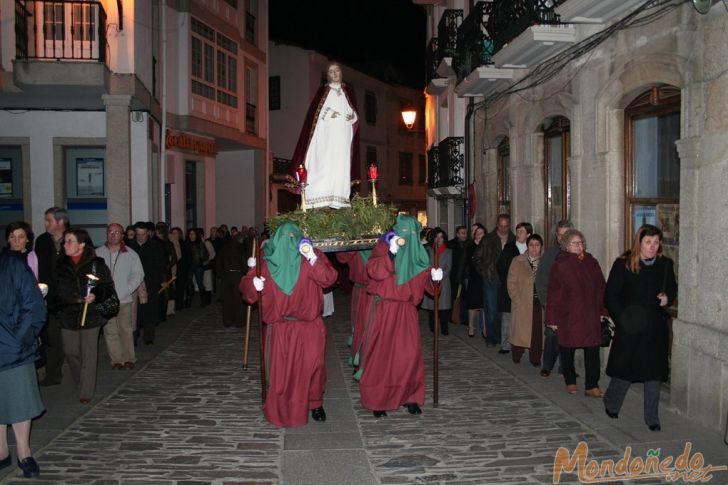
50, 228, 113, 404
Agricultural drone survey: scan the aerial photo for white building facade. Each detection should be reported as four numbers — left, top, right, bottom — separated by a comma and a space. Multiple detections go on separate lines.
420, 0, 728, 431
0, 0, 268, 242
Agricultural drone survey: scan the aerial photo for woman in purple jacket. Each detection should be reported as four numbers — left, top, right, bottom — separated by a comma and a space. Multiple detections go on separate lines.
546, 229, 606, 398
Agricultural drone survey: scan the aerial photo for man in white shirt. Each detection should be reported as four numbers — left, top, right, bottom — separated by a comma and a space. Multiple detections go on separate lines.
96, 223, 145, 369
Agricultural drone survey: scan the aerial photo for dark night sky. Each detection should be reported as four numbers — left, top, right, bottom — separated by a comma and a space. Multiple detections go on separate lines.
269, 0, 427, 89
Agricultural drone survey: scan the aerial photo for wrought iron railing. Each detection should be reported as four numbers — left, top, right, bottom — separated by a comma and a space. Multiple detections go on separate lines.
272, 157, 292, 176
486, 0, 565, 53
454, 1, 495, 81
428, 137, 464, 190
15, 0, 107, 63
437, 9, 463, 60
426, 37, 440, 84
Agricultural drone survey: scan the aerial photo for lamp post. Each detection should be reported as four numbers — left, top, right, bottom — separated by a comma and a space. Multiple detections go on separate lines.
401, 107, 417, 130
295, 163, 308, 212
367, 162, 379, 206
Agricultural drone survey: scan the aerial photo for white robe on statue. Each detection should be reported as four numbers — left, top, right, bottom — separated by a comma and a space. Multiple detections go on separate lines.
304, 83, 357, 209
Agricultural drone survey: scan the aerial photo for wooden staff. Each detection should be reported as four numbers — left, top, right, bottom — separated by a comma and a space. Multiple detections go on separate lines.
255, 240, 267, 404
433, 241, 441, 408
242, 238, 257, 369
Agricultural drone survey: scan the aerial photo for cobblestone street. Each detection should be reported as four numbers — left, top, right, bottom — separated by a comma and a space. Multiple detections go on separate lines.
2, 292, 727, 484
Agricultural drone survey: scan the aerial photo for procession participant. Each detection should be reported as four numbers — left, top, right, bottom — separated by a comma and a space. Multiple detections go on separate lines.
291, 62, 360, 209
240, 222, 338, 428
358, 215, 443, 418
336, 250, 372, 365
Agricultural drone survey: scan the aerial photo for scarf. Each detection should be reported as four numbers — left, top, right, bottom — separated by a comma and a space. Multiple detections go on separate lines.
393, 214, 431, 285
527, 254, 541, 277
436, 242, 447, 256
263, 221, 304, 295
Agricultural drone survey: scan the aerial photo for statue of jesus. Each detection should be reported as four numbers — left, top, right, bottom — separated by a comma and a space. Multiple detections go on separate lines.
291, 63, 361, 209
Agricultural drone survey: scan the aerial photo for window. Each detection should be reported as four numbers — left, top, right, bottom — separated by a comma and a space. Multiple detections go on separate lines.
497, 137, 510, 214
245, 0, 258, 45
72, 4, 95, 41
399, 152, 413, 186
191, 18, 238, 107
625, 85, 680, 274
543, 116, 570, 240
269, 76, 281, 110
44, 3, 65, 41
418, 154, 426, 185
245, 65, 258, 134
365, 91, 377, 125
366, 146, 377, 164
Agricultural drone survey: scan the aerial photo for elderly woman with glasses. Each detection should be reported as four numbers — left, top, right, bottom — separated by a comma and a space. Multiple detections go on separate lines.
545, 229, 606, 397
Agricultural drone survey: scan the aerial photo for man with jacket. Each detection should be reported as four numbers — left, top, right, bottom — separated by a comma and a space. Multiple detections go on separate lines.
447, 225, 469, 325
34, 207, 68, 386
128, 222, 166, 345
96, 223, 145, 369
481, 214, 515, 347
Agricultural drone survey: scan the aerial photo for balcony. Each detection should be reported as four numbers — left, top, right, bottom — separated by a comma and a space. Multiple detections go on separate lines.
492, 24, 576, 69
555, 0, 645, 24
455, 65, 514, 97
453, 1, 495, 82
435, 9, 462, 78
425, 37, 448, 95
11, 0, 108, 105
428, 137, 464, 197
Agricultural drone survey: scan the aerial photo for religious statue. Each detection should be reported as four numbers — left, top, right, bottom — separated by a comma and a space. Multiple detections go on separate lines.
291, 63, 361, 209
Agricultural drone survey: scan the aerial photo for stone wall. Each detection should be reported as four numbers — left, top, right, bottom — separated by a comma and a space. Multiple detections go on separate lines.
471, 4, 728, 430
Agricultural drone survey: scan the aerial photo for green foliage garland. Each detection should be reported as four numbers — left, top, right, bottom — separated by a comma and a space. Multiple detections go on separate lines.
266, 195, 397, 241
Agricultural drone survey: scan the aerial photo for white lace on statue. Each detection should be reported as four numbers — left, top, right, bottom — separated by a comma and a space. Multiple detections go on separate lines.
304, 64, 357, 209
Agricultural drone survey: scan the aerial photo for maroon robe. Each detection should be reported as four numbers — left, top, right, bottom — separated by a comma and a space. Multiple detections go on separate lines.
336, 251, 371, 359
358, 242, 434, 411
291, 83, 361, 184
240, 249, 338, 428
546, 251, 606, 348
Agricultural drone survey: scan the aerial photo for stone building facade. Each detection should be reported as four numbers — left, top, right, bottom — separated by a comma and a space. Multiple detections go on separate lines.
422, 0, 728, 431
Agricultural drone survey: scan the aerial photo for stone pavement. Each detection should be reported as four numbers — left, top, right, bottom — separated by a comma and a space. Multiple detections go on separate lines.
1, 291, 727, 484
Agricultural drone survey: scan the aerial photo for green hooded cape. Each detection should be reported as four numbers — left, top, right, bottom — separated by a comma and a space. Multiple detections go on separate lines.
263, 221, 304, 295
393, 214, 430, 285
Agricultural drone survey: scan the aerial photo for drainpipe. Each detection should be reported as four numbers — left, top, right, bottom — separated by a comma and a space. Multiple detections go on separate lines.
463, 98, 475, 228
160, 0, 167, 222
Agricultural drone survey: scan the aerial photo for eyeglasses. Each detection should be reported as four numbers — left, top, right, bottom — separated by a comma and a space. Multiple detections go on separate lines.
569, 240, 584, 246
107, 231, 122, 235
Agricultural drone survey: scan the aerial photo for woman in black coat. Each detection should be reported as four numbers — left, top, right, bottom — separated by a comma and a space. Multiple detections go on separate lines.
50, 228, 114, 404
603, 224, 677, 431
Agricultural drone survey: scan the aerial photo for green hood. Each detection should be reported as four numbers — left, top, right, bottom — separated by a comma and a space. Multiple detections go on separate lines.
359, 250, 372, 265
263, 221, 303, 295
393, 214, 430, 285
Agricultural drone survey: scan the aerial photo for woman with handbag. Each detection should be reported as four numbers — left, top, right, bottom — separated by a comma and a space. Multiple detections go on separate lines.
50, 228, 115, 404
603, 224, 677, 431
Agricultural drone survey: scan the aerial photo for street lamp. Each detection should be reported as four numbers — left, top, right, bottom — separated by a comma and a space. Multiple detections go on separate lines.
401, 107, 417, 130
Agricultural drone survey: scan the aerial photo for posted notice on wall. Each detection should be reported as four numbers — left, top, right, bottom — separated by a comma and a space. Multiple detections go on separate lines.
76, 158, 105, 196
0, 158, 12, 197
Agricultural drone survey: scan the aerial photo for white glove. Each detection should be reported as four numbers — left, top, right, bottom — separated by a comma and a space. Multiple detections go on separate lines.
247, 257, 256, 268
431, 268, 443, 282
389, 236, 400, 255
307, 253, 318, 266
253, 276, 265, 291
38, 283, 48, 297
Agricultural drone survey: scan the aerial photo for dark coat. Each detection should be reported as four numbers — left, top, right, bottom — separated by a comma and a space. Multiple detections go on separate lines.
605, 256, 677, 382
51, 252, 114, 330
482, 230, 514, 282
0, 250, 47, 371
546, 251, 606, 348
535, 242, 561, 306
496, 241, 522, 312
447, 237, 469, 289
34, 231, 64, 286
128, 238, 167, 326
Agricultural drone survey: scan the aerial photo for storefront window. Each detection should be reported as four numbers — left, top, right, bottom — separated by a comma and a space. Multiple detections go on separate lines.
543, 116, 570, 239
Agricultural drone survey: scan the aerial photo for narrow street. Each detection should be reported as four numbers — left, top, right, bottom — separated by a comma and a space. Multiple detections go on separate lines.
2, 293, 727, 484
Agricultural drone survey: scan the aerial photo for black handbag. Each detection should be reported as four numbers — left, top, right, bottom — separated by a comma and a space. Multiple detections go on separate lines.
600, 316, 615, 347
96, 283, 120, 320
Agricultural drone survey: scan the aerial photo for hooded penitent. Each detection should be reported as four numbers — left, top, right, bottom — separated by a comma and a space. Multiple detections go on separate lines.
393, 214, 430, 285
263, 221, 304, 295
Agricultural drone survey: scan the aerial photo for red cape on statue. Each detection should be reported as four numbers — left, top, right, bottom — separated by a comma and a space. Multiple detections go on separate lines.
358, 242, 434, 411
291, 83, 361, 184
240, 249, 338, 428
